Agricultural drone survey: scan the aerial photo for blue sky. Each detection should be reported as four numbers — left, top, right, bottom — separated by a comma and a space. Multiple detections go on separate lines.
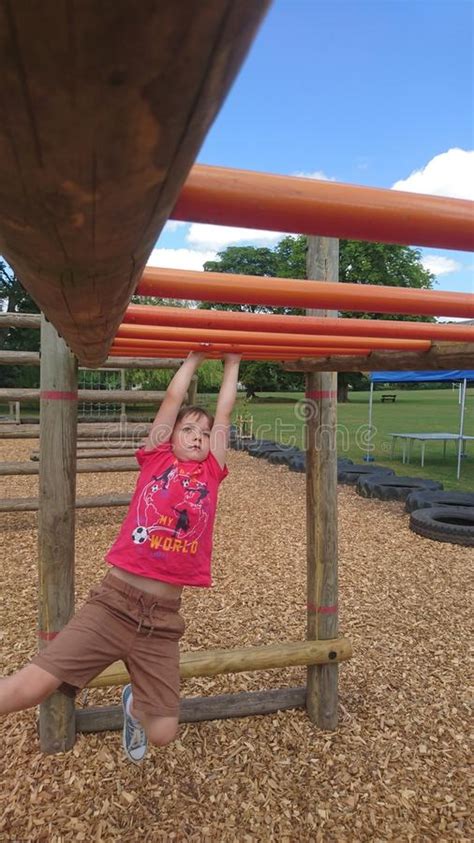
151, 0, 474, 302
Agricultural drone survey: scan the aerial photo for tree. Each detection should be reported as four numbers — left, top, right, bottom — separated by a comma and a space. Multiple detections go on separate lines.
0, 259, 41, 387
202, 237, 434, 401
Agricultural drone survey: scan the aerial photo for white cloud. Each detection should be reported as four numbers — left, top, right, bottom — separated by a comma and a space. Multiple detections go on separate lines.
146, 247, 217, 272
392, 148, 474, 200
292, 170, 335, 181
162, 220, 187, 233
421, 255, 462, 276
186, 223, 284, 250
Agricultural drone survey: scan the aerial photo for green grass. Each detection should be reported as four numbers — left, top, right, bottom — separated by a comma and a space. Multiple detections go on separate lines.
200, 388, 474, 492
3, 388, 472, 491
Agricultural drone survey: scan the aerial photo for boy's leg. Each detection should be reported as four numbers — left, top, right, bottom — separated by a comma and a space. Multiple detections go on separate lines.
0, 664, 62, 715
124, 604, 184, 757
1, 576, 137, 720
139, 712, 179, 747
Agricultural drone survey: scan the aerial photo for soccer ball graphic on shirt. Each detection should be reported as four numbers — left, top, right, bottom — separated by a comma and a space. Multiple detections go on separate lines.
132, 525, 148, 544
131, 466, 209, 545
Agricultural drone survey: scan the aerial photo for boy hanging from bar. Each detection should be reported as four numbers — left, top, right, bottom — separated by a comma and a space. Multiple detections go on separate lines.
0, 351, 241, 763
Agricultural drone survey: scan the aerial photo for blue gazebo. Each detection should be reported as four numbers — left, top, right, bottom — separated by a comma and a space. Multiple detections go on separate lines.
367, 370, 474, 479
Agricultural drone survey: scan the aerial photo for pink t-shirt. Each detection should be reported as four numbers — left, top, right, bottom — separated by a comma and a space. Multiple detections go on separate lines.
106, 442, 228, 587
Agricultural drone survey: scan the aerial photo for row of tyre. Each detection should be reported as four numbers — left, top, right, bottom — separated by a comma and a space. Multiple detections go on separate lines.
229, 435, 474, 547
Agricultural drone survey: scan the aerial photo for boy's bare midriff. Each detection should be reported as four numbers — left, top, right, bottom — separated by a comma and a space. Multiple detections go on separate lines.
109, 566, 184, 599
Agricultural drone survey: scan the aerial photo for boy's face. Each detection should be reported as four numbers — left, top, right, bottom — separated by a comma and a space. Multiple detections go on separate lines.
171, 413, 211, 462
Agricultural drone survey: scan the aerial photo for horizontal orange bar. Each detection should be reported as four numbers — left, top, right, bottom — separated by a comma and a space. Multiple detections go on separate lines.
138, 267, 474, 320
117, 322, 429, 351
125, 303, 474, 343
112, 338, 371, 356
110, 349, 322, 361
171, 164, 474, 252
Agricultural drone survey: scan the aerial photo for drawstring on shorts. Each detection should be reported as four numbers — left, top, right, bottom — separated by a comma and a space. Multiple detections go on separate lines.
136, 595, 159, 636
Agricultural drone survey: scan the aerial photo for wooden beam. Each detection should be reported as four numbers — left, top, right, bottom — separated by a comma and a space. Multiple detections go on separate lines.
76, 687, 308, 733
0, 423, 151, 439
76, 441, 140, 450
0, 313, 41, 329
0, 388, 166, 403
0, 1, 270, 367
29, 449, 137, 461
0, 351, 40, 366
0, 459, 138, 476
88, 638, 352, 688
283, 342, 474, 372
0, 493, 132, 512
0, 349, 182, 369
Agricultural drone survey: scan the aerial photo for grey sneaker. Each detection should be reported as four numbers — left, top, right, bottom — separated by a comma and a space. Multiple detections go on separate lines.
121, 684, 147, 763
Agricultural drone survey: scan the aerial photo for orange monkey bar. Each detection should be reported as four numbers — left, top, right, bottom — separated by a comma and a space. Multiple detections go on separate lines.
111, 338, 372, 356
138, 267, 474, 319
110, 350, 369, 361
124, 304, 474, 343
116, 323, 430, 352
171, 165, 474, 252
109, 350, 331, 361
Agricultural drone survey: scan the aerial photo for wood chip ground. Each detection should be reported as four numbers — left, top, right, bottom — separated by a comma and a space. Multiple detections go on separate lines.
0, 441, 472, 841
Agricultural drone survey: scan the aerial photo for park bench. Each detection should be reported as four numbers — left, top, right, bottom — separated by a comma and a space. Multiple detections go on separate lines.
381, 393, 397, 403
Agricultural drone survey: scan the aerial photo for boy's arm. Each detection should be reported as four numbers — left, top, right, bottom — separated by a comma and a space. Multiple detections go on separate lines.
143, 351, 205, 451
210, 354, 241, 468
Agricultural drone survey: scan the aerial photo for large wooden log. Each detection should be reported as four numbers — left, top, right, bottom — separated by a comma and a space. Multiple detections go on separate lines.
76, 687, 308, 733
0, 388, 165, 403
37, 318, 77, 753
0, 459, 137, 476
0, 1, 270, 367
283, 342, 474, 372
88, 638, 352, 688
0, 493, 132, 512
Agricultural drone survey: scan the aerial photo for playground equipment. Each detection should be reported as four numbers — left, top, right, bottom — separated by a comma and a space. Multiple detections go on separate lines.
0, 2, 472, 755
2, 212, 472, 754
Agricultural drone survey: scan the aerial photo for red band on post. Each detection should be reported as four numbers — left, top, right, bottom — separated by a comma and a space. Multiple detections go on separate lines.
305, 390, 337, 400
38, 630, 59, 641
307, 602, 338, 614
40, 390, 78, 401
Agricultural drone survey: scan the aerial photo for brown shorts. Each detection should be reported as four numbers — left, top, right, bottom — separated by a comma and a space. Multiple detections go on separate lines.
32, 572, 185, 717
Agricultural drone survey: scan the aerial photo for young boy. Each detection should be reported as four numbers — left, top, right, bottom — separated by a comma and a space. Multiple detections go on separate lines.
0, 351, 240, 762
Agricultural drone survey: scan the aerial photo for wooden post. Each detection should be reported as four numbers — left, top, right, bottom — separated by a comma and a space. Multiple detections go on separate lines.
8, 401, 20, 423
120, 369, 127, 425
305, 236, 339, 729
38, 316, 78, 752
188, 374, 198, 405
